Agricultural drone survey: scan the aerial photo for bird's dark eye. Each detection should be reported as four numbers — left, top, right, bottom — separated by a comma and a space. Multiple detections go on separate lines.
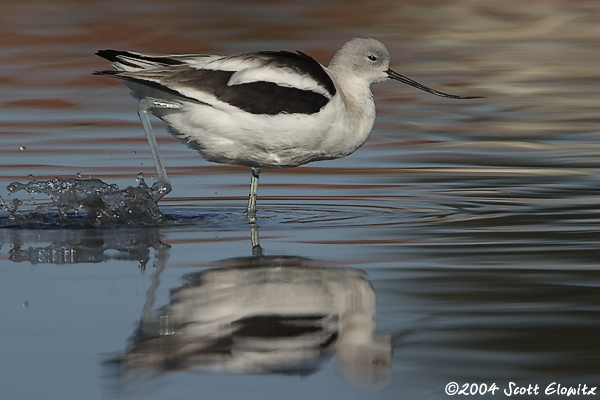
367, 55, 378, 61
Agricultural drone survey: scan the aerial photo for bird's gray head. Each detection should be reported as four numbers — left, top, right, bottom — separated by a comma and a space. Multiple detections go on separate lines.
331, 38, 482, 99
329, 38, 391, 85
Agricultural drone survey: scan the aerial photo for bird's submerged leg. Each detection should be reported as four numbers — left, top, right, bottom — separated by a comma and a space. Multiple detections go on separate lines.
250, 221, 262, 257
137, 98, 181, 201
247, 167, 261, 222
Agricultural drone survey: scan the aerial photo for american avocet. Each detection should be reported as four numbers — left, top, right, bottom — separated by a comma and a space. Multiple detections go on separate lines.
95, 38, 480, 221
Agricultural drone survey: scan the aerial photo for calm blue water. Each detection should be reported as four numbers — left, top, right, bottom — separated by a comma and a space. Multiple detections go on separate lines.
1, 1, 599, 399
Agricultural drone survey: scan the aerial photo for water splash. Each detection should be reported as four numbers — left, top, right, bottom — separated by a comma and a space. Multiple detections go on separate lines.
2, 174, 165, 227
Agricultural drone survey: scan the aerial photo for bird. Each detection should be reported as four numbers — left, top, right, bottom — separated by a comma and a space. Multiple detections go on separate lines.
95, 38, 480, 222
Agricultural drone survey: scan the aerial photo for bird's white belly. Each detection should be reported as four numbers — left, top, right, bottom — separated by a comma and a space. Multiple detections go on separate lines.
158, 97, 374, 169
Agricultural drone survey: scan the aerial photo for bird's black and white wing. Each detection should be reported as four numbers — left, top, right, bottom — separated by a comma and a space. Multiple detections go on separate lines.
95, 50, 337, 115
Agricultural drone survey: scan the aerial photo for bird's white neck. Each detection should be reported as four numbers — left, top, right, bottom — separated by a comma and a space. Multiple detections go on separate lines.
329, 70, 377, 151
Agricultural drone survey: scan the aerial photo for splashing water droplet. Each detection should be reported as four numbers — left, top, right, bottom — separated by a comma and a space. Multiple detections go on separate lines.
3, 175, 166, 227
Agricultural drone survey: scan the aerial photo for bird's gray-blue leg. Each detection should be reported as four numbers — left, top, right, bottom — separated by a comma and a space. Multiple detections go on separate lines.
247, 167, 261, 222
138, 98, 181, 200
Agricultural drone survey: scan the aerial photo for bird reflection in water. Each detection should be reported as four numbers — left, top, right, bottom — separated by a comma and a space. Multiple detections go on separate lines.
112, 224, 392, 389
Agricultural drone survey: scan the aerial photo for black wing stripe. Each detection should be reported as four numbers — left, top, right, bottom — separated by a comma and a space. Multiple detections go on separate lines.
96, 50, 186, 67
217, 80, 329, 115
255, 50, 337, 97
97, 68, 330, 115
93, 70, 206, 105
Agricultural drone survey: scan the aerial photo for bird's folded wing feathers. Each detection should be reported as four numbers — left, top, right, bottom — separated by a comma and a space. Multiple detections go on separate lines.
98, 51, 337, 115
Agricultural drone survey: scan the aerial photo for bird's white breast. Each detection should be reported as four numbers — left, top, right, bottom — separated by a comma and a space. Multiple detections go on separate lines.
159, 92, 375, 169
